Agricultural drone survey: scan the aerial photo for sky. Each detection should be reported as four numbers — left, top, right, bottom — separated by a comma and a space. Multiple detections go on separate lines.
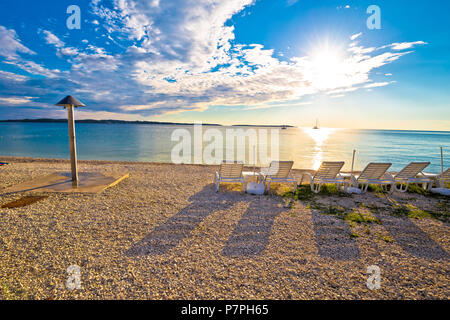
0, 0, 449, 130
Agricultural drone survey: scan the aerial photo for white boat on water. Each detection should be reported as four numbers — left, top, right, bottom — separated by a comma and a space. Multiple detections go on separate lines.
313, 119, 320, 129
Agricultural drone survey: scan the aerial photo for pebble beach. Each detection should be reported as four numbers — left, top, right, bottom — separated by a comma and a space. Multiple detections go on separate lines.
0, 157, 449, 300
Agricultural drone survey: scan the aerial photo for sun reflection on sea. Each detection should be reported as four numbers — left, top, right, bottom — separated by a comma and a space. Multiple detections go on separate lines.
304, 127, 334, 170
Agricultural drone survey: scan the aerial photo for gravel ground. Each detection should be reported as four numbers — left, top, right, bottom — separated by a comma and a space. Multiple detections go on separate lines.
0, 157, 449, 300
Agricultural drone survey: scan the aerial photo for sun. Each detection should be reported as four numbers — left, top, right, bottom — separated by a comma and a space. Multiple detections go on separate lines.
312, 50, 342, 71
308, 44, 346, 89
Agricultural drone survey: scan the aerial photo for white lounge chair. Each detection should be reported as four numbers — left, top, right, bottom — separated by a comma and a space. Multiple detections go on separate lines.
260, 161, 297, 192
427, 168, 450, 196
301, 161, 347, 193
434, 168, 450, 188
387, 162, 433, 193
349, 163, 395, 193
215, 161, 245, 192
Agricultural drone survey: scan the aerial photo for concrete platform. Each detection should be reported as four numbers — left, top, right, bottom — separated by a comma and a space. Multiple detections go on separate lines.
1, 171, 129, 194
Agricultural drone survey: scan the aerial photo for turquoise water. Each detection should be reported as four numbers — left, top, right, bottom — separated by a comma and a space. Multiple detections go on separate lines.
0, 122, 448, 173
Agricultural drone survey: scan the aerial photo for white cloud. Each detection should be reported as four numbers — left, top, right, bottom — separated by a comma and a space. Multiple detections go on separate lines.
0, 28, 60, 78
41, 30, 65, 48
350, 32, 362, 41
0, 96, 36, 105
0, 26, 35, 58
0, 70, 28, 82
286, 0, 299, 6
364, 81, 393, 88
3, 58, 61, 78
390, 41, 427, 50
0, 1, 428, 117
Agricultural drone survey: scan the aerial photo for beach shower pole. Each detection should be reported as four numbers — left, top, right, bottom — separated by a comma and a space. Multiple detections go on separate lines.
55, 95, 86, 187
441, 147, 444, 187
67, 105, 78, 186
351, 149, 356, 175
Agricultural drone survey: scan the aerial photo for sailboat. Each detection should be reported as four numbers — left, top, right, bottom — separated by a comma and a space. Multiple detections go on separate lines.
313, 119, 320, 130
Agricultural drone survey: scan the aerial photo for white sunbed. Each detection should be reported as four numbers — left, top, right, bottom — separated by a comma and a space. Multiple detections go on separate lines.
301, 161, 347, 193
426, 168, 450, 196
387, 162, 433, 193
349, 163, 395, 193
260, 161, 297, 192
215, 161, 245, 192
433, 168, 450, 188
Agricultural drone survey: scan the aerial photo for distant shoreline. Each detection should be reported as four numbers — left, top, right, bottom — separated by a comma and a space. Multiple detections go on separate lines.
0, 118, 293, 128
0, 119, 448, 132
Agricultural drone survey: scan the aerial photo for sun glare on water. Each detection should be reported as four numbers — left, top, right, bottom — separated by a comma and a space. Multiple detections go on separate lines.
304, 127, 335, 170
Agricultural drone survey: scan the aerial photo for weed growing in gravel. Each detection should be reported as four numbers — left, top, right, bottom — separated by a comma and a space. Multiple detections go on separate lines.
345, 210, 380, 224
284, 184, 350, 202
406, 205, 431, 219
404, 183, 449, 199
287, 185, 315, 201
0, 280, 27, 300
376, 233, 394, 243
390, 202, 449, 222
285, 183, 449, 223
320, 184, 352, 197
367, 185, 383, 193
366, 203, 380, 211
406, 184, 430, 196
349, 232, 360, 238
392, 204, 413, 217
367, 185, 388, 196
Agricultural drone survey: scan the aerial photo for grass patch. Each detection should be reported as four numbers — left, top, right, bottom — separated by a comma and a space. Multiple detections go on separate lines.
345, 210, 380, 224
437, 200, 449, 212
367, 185, 386, 193
391, 204, 436, 220
283, 184, 350, 201
0, 280, 27, 300
405, 205, 431, 219
393, 183, 449, 198
424, 209, 449, 222
391, 205, 410, 217
285, 185, 315, 201
308, 202, 324, 210
405, 184, 430, 195
366, 203, 381, 212
377, 233, 394, 243
326, 204, 346, 216
319, 184, 352, 197
367, 184, 391, 197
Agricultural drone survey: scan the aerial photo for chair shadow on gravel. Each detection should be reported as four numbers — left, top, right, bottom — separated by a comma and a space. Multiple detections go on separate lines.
311, 212, 360, 261
126, 185, 238, 256
374, 214, 449, 260
222, 197, 289, 257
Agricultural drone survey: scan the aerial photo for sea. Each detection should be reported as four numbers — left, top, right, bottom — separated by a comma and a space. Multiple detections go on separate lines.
0, 122, 449, 173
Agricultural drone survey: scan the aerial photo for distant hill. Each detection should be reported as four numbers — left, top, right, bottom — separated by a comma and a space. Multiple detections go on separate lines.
0, 118, 221, 126
232, 124, 294, 128
0, 119, 293, 128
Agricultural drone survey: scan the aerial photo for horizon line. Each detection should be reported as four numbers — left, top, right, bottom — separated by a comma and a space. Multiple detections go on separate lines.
0, 118, 449, 133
